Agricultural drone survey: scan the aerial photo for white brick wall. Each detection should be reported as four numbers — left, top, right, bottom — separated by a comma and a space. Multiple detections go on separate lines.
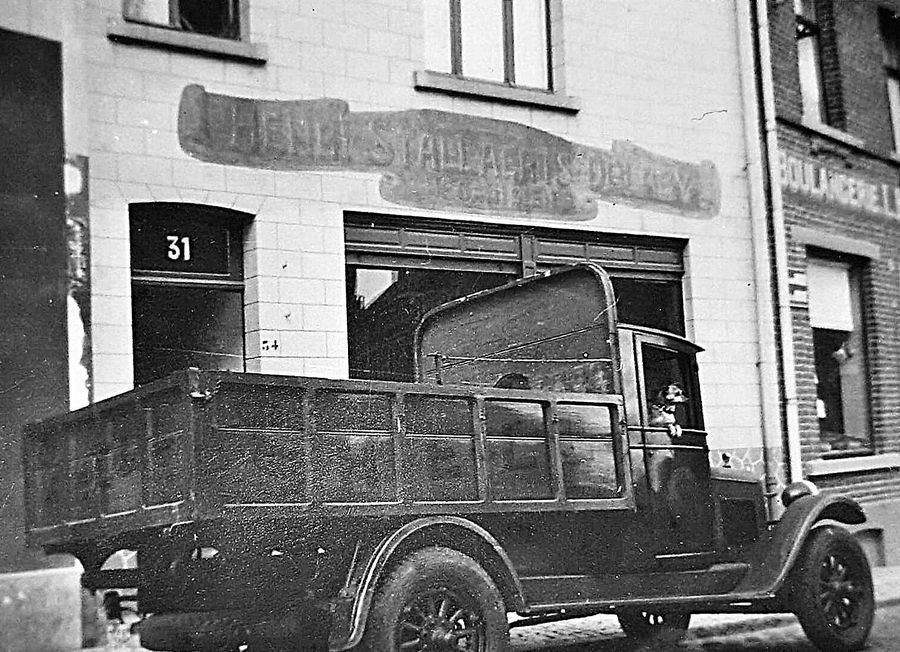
26, 0, 765, 451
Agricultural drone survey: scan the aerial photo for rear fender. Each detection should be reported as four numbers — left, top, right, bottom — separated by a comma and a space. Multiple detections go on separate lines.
733, 493, 865, 597
331, 516, 524, 651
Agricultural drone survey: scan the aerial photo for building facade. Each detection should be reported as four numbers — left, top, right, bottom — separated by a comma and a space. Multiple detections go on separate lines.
1, 1, 774, 648
766, 0, 900, 566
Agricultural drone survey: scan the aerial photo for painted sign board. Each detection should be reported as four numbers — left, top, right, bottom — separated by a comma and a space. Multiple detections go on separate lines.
178, 85, 721, 221
780, 151, 900, 219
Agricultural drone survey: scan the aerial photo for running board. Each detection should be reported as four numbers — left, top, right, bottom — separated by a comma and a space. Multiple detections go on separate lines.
521, 562, 755, 611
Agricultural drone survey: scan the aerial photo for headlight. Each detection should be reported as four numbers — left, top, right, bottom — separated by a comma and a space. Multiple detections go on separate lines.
781, 480, 819, 508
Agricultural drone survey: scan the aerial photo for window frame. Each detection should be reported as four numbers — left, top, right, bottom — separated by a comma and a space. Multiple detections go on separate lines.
344, 215, 687, 383
129, 203, 249, 386
446, 0, 552, 90
805, 250, 874, 457
123, 0, 242, 40
879, 8, 900, 151
108, 0, 266, 64
416, 0, 580, 112
794, 0, 827, 125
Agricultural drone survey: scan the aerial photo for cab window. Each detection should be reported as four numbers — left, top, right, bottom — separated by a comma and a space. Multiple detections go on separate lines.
641, 344, 703, 431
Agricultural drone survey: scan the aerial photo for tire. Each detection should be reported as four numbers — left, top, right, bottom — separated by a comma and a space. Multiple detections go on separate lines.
616, 608, 691, 641
360, 546, 509, 652
789, 525, 874, 652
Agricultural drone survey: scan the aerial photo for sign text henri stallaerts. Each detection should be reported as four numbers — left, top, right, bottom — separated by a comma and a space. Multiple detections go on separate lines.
178, 85, 720, 221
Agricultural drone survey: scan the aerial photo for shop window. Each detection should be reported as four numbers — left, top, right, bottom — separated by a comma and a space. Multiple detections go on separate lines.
611, 278, 684, 336
347, 266, 513, 382
123, 0, 241, 40
130, 204, 246, 386
425, 0, 552, 89
794, 0, 827, 124
806, 257, 872, 454
344, 217, 686, 382
880, 8, 900, 151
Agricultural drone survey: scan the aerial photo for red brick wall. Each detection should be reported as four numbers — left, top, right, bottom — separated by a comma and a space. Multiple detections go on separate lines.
769, 0, 900, 504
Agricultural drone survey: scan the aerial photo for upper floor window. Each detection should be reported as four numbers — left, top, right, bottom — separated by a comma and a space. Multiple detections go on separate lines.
123, 0, 241, 40
880, 8, 900, 151
795, 0, 826, 124
425, 0, 551, 90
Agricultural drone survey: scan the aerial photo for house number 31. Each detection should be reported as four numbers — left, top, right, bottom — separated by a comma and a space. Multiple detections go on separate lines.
166, 235, 192, 261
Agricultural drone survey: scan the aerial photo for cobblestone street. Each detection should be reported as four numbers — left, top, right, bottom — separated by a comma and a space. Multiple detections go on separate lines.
508, 564, 900, 651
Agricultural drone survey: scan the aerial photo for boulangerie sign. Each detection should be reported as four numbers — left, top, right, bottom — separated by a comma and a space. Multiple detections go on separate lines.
780, 151, 900, 218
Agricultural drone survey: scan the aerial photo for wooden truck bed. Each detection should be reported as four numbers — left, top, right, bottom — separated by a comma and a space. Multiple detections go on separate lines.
23, 367, 627, 549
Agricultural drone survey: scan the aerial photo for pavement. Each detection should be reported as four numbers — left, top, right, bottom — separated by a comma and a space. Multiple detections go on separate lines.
81, 565, 900, 651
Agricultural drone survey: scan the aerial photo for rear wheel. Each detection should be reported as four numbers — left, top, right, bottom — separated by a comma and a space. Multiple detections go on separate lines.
616, 609, 691, 642
790, 526, 874, 652
360, 546, 509, 652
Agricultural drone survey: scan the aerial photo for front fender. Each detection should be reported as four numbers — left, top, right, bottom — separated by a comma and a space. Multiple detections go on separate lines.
732, 493, 865, 597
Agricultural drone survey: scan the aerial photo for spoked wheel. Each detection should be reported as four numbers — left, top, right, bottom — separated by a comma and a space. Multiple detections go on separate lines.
790, 526, 874, 651
360, 546, 509, 652
399, 585, 486, 650
616, 608, 691, 641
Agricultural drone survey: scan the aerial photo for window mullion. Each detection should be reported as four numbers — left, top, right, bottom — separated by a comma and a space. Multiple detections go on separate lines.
544, 0, 554, 91
502, 0, 515, 84
450, 0, 463, 75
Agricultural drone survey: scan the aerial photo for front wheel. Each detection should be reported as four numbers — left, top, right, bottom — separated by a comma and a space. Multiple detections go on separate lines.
616, 608, 690, 641
360, 546, 509, 652
789, 525, 875, 652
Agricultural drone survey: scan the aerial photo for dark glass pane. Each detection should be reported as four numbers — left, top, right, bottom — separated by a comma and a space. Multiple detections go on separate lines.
347, 267, 511, 381
132, 286, 244, 385
407, 437, 478, 501
405, 395, 473, 435
557, 404, 612, 438
131, 210, 232, 275
611, 277, 684, 335
316, 391, 391, 432
178, 0, 240, 39
559, 440, 618, 499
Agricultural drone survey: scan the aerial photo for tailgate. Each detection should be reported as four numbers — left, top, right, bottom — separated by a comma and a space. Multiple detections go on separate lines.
23, 371, 203, 547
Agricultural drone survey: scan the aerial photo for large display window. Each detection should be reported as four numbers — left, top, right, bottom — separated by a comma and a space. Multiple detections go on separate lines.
345, 215, 685, 382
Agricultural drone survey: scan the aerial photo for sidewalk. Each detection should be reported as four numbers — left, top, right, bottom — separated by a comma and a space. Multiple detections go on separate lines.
81, 565, 900, 651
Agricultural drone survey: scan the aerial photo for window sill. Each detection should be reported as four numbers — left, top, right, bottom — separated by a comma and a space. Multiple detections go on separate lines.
414, 70, 580, 114
107, 18, 267, 65
798, 118, 867, 150
806, 452, 900, 478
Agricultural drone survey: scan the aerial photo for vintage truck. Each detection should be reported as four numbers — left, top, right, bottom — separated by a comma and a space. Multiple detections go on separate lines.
24, 263, 874, 651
